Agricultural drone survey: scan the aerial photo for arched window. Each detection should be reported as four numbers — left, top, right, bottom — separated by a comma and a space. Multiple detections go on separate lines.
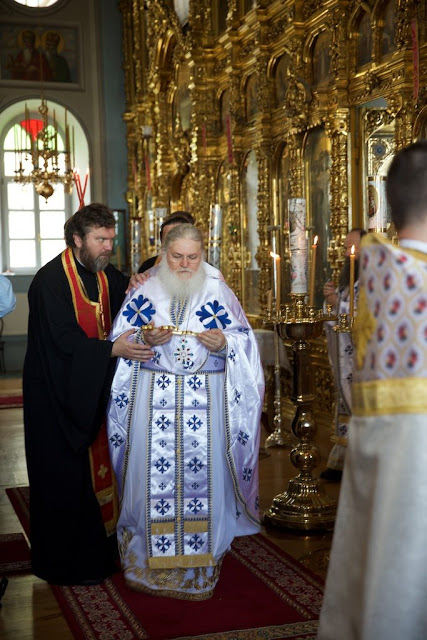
0, 99, 89, 273
12, 0, 60, 6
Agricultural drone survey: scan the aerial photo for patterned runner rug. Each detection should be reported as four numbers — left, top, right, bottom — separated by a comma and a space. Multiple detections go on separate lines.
6, 487, 323, 639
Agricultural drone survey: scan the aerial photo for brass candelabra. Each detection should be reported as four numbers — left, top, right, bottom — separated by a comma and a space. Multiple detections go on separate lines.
263, 294, 337, 531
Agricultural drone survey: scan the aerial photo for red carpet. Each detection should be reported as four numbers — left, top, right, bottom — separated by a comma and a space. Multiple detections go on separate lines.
0, 533, 31, 574
6, 486, 323, 639
0, 394, 23, 408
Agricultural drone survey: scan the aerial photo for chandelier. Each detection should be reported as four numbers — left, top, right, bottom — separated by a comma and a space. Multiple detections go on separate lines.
14, 97, 74, 201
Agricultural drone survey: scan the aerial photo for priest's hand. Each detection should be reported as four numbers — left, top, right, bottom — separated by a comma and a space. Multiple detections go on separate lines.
143, 326, 173, 347
126, 271, 151, 294
111, 329, 155, 361
323, 281, 337, 308
197, 329, 226, 352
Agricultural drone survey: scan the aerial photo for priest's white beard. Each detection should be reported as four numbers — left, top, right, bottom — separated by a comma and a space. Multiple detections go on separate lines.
157, 258, 206, 300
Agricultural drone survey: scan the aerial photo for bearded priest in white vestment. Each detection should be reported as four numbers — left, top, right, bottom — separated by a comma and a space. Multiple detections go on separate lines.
318, 141, 427, 640
107, 224, 264, 600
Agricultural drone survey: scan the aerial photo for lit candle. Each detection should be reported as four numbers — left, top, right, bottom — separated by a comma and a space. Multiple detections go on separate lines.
349, 244, 355, 318
270, 251, 281, 314
309, 235, 318, 307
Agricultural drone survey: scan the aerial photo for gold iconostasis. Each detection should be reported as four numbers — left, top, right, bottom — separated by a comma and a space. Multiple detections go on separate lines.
119, 0, 427, 422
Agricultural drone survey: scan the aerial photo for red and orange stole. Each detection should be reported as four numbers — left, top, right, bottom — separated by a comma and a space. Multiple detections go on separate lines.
62, 247, 118, 535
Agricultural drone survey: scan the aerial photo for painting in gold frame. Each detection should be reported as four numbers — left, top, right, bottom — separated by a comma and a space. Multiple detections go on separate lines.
304, 126, 332, 306
245, 74, 258, 122
242, 150, 260, 315
357, 11, 372, 69
312, 31, 331, 87
274, 53, 290, 104
381, 0, 397, 58
173, 63, 192, 132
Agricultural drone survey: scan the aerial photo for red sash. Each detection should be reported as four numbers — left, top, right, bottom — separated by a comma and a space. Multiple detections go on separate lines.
62, 248, 118, 535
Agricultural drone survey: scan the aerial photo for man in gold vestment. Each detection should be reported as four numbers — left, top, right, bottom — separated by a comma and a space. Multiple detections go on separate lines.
318, 141, 427, 640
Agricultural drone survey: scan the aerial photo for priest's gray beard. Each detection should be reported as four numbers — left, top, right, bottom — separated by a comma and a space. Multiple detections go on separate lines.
157, 258, 207, 299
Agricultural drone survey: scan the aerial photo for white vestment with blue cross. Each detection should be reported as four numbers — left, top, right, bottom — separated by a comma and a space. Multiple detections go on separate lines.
107, 263, 264, 598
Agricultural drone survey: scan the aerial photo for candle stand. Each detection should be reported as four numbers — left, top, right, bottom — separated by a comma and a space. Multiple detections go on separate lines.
263, 295, 337, 531
262, 323, 294, 448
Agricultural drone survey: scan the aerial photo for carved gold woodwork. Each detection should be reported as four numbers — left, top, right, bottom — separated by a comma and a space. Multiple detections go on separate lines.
120, 0, 427, 428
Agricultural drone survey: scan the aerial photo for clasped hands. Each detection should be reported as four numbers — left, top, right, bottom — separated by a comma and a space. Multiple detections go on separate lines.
143, 325, 226, 352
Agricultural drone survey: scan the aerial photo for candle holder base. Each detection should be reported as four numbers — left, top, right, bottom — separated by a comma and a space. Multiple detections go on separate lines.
265, 427, 294, 448
263, 474, 336, 531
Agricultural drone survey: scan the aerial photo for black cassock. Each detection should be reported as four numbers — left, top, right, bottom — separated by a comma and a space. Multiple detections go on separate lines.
23, 253, 128, 584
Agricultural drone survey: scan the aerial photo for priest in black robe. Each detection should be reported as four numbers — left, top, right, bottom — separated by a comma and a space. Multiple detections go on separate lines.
23, 203, 153, 586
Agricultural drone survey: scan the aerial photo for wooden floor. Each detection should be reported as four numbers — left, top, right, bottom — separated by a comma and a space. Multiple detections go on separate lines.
0, 376, 340, 639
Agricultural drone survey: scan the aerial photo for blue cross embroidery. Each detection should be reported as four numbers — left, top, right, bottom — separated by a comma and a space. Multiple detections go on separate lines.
189, 534, 204, 551
191, 482, 199, 490
155, 457, 171, 474
238, 327, 249, 335
159, 439, 167, 448
109, 433, 124, 448
188, 457, 203, 473
155, 415, 171, 431
238, 430, 249, 446
187, 498, 203, 514
243, 467, 252, 482
187, 415, 202, 432
159, 482, 167, 491
160, 398, 167, 407
114, 393, 129, 408
228, 349, 236, 362
196, 300, 231, 330
234, 389, 242, 404
155, 535, 172, 553
192, 440, 199, 448
122, 295, 156, 326
152, 350, 161, 364
188, 375, 202, 391
192, 398, 200, 407
155, 498, 171, 515
157, 374, 171, 390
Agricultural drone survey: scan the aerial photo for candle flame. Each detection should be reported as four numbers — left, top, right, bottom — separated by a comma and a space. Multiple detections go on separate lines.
313, 235, 318, 246
270, 251, 280, 261
351, 244, 355, 255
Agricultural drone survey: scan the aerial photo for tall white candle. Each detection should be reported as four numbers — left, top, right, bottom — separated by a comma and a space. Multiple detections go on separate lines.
289, 198, 307, 294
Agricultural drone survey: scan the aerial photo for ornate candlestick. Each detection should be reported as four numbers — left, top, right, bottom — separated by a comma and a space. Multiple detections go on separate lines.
264, 320, 294, 448
263, 295, 337, 531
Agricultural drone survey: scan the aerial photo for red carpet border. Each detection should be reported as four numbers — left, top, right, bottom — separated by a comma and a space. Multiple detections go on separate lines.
0, 394, 23, 408
51, 535, 322, 640
0, 532, 31, 574
6, 486, 322, 639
